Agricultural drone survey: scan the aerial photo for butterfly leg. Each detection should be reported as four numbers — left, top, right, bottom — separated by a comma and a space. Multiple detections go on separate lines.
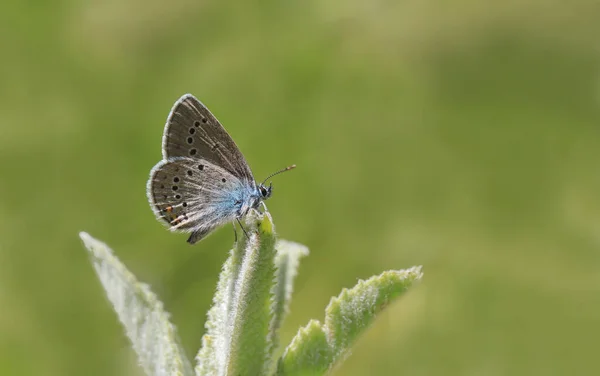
236, 217, 250, 239
259, 201, 269, 213
232, 221, 238, 242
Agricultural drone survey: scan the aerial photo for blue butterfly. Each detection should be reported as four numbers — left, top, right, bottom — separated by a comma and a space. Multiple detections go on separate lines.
147, 94, 294, 244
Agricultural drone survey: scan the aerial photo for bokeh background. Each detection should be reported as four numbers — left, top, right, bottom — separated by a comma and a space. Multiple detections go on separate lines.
1, 0, 600, 375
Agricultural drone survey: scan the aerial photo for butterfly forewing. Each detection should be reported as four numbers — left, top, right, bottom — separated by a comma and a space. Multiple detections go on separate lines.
147, 157, 248, 237
162, 94, 255, 185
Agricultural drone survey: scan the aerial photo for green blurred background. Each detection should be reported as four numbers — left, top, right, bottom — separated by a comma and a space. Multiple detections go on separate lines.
1, 0, 600, 375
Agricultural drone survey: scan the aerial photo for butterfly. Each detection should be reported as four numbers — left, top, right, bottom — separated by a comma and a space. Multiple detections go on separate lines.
146, 94, 295, 244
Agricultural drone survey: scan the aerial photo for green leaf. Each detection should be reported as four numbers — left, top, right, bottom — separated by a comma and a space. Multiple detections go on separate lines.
226, 211, 278, 376
325, 266, 423, 363
277, 266, 423, 375
81, 220, 421, 376
79, 232, 193, 376
276, 320, 332, 376
267, 240, 310, 370
195, 228, 249, 375
196, 211, 285, 376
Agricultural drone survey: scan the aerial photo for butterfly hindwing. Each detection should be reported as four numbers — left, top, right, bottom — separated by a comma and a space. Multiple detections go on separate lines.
147, 157, 251, 240
162, 94, 255, 186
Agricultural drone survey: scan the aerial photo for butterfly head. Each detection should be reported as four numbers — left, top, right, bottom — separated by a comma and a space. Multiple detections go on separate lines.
259, 183, 273, 200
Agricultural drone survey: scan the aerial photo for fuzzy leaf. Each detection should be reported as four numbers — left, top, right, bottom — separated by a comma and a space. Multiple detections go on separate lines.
276, 320, 332, 376
277, 266, 423, 375
195, 230, 249, 375
225, 211, 278, 376
196, 211, 283, 376
267, 240, 310, 369
325, 266, 423, 364
79, 232, 193, 376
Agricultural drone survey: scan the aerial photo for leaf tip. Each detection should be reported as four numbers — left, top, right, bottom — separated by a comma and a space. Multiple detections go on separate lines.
406, 265, 424, 281
277, 239, 309, 257
259, 210, 274, 234
78, 231, 91, 242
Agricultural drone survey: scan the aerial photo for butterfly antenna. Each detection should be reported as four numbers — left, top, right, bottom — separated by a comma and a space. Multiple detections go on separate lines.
261, 164, 296, 185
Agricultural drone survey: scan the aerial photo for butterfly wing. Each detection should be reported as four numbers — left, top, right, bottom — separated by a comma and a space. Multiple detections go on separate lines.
162, 94, 255, 186
147, 157, 251, 243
